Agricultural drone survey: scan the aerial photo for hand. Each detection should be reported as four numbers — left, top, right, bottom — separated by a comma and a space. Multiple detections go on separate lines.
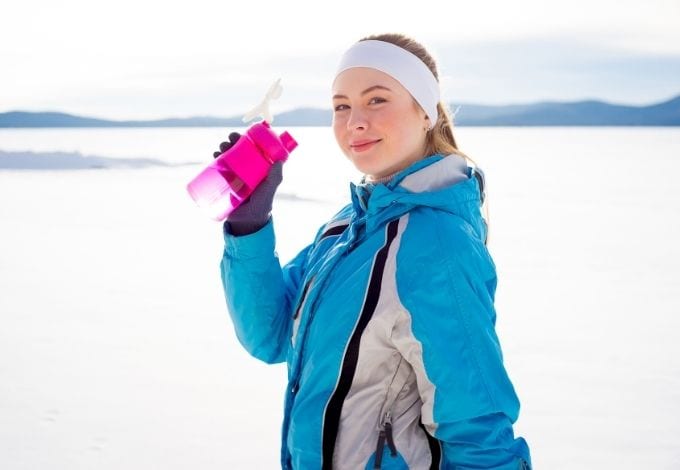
225, 161, 283, 236
213, 132, 241, 159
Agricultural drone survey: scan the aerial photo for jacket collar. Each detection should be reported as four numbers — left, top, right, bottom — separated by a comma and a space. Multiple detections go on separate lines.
349, 154, 486, 239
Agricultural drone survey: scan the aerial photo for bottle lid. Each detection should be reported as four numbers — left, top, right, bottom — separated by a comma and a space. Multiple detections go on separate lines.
279, 131, 298, 153
242, 79, 283, 124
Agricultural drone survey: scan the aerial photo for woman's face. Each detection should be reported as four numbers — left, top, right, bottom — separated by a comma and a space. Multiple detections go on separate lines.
332, 67, 429, 179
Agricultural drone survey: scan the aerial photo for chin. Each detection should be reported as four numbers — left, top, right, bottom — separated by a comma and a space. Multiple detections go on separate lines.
349, 154, 386, 174
353, 163, 384, 178
345, 156, 371, 175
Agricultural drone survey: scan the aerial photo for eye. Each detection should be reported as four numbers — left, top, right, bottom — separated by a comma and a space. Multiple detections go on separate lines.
334, 103, 350, 112
369, 96, 387, 105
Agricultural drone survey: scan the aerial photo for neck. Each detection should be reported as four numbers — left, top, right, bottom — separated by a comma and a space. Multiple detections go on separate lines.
365, 170, 400, 184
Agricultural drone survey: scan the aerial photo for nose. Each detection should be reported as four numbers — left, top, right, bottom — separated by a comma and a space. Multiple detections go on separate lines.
347, 108, 368, 131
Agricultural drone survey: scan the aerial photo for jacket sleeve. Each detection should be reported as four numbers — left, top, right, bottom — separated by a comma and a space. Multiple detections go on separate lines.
393, 214, 532, 469
220, 218, 312, 364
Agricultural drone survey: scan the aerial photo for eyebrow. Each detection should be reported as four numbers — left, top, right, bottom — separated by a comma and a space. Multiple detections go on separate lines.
332, 85, 392, 100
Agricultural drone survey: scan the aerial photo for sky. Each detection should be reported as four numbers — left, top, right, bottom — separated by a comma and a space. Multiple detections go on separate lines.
1, 0, 679, 120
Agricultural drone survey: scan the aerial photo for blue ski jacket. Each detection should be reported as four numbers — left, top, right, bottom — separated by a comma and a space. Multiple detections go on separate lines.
220, 154, 532, 469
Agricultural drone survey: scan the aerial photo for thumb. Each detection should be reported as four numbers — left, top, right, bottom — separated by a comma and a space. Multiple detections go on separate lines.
265, 161, 284, 187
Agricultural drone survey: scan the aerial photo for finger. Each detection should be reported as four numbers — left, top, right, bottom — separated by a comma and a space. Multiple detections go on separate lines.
266, 161, 284, 185
219, 141, 232, 153
213, 151, 221, 159
228, 132, 241, 144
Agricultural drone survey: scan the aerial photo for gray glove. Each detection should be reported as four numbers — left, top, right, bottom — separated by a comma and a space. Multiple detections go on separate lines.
224, 161, 283, 236
213, 132, 241, 158
212, 132, 283, 236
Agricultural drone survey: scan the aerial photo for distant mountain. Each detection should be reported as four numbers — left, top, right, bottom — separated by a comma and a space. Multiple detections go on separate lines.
1, 95, 678, 127
0, 111, 245, 128
453, 95, 680, 126
0, 150, 172, 170
275, 108, 332, 126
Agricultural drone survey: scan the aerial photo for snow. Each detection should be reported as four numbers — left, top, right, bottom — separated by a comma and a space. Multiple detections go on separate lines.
1, 127, 679, 469
0, 150, 171, 170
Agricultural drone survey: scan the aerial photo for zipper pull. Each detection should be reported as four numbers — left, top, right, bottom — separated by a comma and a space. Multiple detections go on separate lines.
384, 422, 397, 457
374, 411, 398, 468
373, 411, 391, 469
373, 430, 386, 469
383, 411, 397, 457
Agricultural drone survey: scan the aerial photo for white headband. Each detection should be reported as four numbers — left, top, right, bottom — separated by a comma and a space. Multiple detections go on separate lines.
334, 39, 440, 129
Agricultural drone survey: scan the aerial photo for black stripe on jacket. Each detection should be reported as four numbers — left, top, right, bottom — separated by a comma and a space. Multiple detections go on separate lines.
321, 219, 400, 469
418, 419, 442, 469
319, 223, 348, 241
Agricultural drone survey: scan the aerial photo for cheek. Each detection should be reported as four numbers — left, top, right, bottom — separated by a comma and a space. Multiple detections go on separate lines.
381, 109, 411, 134
332, 120, 346, 143
393, 110, 425, 139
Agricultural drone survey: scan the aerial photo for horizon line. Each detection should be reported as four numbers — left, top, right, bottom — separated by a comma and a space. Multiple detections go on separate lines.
1, 92, 679, 123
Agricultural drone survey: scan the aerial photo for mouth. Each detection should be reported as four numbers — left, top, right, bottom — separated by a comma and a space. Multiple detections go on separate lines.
349, 139, 381, 152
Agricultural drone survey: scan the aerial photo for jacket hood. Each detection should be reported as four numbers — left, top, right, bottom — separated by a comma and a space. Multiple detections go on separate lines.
350, 154, 487, 242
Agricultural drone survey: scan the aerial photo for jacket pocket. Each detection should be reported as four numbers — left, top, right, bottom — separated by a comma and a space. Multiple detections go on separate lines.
366, 421, 408, 470
365, 410, 410, 470
290, 276, 314, 348
367, 360, 416, 469
364, 445, 409, 470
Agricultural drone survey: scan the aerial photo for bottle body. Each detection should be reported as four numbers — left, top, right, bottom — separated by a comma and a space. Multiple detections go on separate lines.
186, 121, 297, 221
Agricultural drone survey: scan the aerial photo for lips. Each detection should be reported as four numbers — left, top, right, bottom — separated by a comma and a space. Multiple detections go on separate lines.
349, 139, 381, 152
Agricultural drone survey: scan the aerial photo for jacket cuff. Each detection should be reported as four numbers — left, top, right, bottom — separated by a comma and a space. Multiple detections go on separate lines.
223, 217, 276, 260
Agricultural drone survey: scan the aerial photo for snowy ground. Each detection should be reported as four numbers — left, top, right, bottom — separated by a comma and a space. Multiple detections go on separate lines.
1, 127, 679, 468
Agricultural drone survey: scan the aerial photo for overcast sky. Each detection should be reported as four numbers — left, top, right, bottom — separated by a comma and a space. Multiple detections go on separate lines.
2, 0, 679, 120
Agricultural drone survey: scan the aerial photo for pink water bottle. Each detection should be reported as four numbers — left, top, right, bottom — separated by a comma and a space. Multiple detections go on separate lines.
187, 121, 297, 221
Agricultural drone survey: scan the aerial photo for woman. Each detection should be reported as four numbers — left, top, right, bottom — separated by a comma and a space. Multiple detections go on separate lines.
218, 33, 532, 469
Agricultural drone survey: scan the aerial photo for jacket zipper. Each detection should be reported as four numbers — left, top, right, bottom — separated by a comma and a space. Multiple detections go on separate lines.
373, 411, 397, 469
370, 359, 416, 468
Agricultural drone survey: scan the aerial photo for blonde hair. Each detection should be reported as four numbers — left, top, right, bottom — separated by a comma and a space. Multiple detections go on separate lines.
359, 33, 473, 164
359, 33, 489, 238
